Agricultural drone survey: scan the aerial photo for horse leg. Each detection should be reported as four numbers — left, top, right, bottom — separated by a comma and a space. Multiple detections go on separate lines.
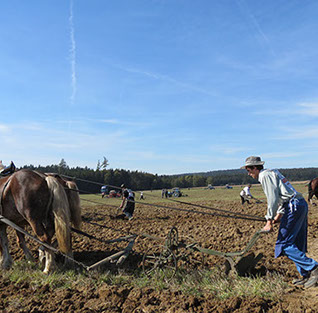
16, 231, 35, 262
0, 225, 13, 270
38, 240, 58, 267
43, 249, 56, 274
0, 239, 2, 265
28, 219, 56, 274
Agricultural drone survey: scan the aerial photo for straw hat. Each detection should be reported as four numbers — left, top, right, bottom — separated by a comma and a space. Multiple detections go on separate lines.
240, 156, 265, 169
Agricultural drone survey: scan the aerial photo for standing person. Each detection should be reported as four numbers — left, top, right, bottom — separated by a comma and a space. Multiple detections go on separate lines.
240, 184, 253, 205
119, 184, 135, 220
241, 156, 318, 288
140, 192, 145, 200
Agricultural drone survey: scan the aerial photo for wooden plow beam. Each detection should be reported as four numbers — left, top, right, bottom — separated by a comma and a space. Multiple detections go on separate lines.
0, 214, 60, 254
87, 237, 136, 271
0, 214, 137, 272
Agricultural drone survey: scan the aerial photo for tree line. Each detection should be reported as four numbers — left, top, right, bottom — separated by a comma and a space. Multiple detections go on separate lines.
20, 159, 318, 194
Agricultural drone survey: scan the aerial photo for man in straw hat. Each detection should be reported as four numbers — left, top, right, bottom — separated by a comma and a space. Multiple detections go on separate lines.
241, 156, 318, 288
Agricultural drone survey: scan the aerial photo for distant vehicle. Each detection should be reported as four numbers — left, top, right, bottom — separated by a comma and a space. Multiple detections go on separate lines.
108, 190, 121, 198
172, 187, 182, 197
101, 186, 121, 198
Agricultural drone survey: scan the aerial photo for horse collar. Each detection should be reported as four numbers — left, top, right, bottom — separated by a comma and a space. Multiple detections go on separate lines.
0, 175, 14, 215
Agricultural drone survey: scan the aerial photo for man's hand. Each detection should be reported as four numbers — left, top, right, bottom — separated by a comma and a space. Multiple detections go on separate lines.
273, 213, 283, 224
263, 220, 273, 232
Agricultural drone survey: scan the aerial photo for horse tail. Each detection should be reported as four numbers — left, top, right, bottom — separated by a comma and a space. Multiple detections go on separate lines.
307, 179, 314, 202
308, 179, 313, 193
65, 181, 82, 230
45, 176, 72, 256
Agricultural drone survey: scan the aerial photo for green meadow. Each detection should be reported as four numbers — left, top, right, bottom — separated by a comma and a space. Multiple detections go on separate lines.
80, 181, 309, 208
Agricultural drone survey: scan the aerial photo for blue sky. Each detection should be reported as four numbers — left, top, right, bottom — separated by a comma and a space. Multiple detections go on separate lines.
1, 0, 318, 175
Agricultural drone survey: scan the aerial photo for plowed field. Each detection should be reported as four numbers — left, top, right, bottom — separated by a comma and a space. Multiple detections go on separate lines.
1, 185, 318, 312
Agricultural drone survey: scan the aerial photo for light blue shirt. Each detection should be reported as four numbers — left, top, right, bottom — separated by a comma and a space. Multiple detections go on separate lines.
258, 169, 302, 220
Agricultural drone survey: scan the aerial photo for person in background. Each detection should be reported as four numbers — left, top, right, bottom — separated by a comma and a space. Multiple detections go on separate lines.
241, 156, 318, 288
140, 192, 145, 200
119, 184, 135, 220
240, 184, 253, 205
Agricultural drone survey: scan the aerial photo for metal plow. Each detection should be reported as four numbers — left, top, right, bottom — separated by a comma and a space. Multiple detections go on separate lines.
142, 226, 267, 281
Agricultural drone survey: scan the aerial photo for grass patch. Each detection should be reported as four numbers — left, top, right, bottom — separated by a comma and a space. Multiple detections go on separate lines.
2, 261, 88, 289
165, 268, 288, 300
80, 182, 308, 209
1, 261, 288, 301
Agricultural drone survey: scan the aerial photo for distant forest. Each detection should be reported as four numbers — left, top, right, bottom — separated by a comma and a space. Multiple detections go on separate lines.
20, 158, 318, 194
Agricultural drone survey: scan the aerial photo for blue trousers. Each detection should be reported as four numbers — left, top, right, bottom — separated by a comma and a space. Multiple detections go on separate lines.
275, 198, 318, 277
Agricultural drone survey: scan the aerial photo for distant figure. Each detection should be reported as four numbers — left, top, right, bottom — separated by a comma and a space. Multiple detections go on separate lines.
140, 192, 145, 200
240, 184, 253, 205
165, 189, 168, 198
119, 184, 135, 220
101, 185, 107, 198
161, 189, 165, 198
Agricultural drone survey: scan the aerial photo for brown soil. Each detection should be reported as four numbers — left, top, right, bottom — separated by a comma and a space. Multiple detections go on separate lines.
1, 199, 318, 312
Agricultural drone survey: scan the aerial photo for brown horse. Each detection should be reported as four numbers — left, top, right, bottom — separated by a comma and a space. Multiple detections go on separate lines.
0, 169, 72, 273
307, 177, 318, 205
9, 172, 82, 266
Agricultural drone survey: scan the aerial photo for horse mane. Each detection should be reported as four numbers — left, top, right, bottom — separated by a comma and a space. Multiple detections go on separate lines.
45, 176, 72, 255
44, 173, 82, 230
65, 180, 82, 230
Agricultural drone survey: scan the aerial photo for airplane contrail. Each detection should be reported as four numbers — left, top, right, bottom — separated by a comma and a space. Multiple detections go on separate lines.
69, 0, 76, 105
236, 0, 276, 57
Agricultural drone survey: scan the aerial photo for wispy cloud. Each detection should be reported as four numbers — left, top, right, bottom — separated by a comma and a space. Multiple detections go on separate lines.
113, 63, 218, 96
262, 152, 303, 159
274, 126, 318, 140
250, 101, 318, 118
297, 102, 318, 116
252, 107, 290, 116
92, 118, 153, 127
0, 124, 10, 133
209, 144, 251, 155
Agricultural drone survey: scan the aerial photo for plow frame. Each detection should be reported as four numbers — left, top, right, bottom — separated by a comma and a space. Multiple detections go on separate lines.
142, 226, 267, 281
